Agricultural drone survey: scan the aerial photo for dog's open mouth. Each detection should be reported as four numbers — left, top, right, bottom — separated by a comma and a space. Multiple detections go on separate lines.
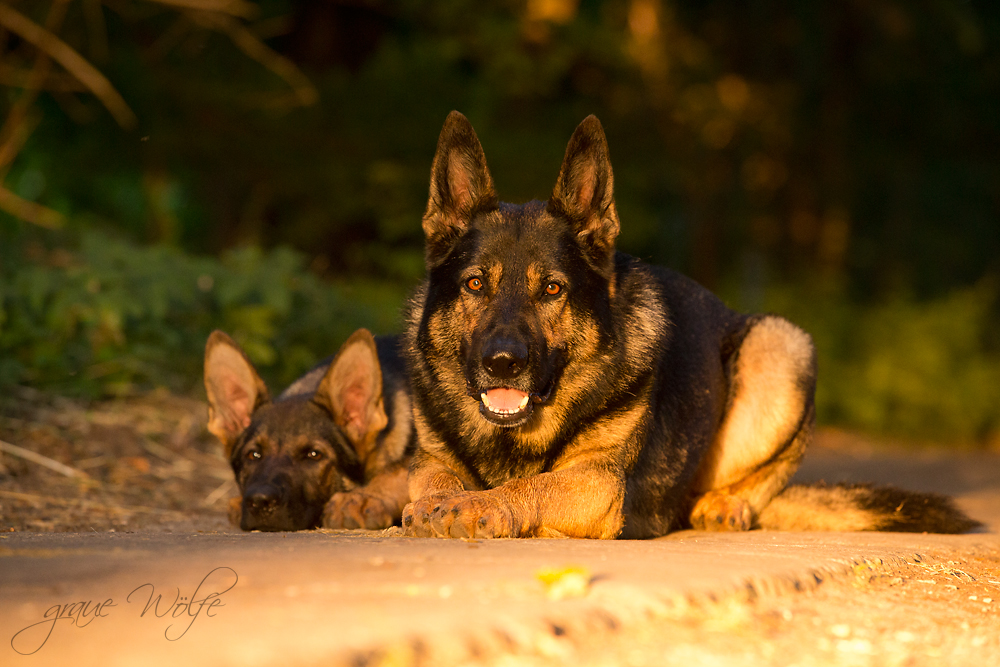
482, 388, 530, 415
478, 387, 551, 426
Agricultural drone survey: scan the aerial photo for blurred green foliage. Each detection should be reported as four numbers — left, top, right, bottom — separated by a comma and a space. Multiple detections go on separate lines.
2, 0, 999, 443
0, 228, 406, 396
752, 281, 1000, 446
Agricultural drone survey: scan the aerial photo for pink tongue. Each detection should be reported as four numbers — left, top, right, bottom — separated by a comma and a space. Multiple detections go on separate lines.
485, 388, 529, 411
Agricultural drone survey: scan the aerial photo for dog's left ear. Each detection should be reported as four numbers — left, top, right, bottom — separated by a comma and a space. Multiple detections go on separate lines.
314, 329, 389, 453
549, 115, 620, 274
204, 330, 271, 455
422, 111, 499, 265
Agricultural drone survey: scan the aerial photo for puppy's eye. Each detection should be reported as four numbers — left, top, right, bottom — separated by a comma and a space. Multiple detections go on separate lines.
544, 282, 562, 296
466, 277, 484, 292
247, 450, 261, 461
305, 449, 322, 460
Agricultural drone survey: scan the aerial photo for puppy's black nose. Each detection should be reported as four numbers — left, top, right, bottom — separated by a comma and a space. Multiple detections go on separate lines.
482, 338, 528, 379
246, 489, 279, 514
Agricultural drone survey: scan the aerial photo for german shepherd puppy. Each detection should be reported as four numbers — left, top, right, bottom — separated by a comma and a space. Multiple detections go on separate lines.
401, 112, 979, 539
204, 329, 413, 531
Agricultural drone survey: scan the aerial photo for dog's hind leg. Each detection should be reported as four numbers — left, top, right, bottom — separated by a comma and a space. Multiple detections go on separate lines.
689, 315, 817, 531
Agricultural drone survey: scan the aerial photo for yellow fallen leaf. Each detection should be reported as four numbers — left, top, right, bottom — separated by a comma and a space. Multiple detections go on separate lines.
536, 565, 591, 600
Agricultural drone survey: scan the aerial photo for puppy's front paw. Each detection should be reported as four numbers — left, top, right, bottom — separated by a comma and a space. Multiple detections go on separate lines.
690, 491, 754, 531
323, 491, 396, 530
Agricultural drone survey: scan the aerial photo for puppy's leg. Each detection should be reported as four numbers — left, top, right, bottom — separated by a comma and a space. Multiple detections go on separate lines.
227, 497, 242, 527
690, 315, 816, 531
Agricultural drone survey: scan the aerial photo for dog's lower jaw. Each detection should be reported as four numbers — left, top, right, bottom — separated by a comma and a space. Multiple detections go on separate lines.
477, 399, 534, 427
239, 503, 319, 532
473, 381, 556, 428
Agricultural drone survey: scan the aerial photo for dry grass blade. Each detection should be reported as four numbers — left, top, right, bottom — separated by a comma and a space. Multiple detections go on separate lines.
0, 490, 184, 516
191, 10, 318, 107
0, 438, 89, 479
0, 3, 137, 129
202, 478, 236, 507
913, 561, 977, 582
0, 183, 65, 228
0, 109, 41, 177
0, 63, 86, 92
0, 0, 66, 177
145, 0, 259, 20
83, 0, 109, 63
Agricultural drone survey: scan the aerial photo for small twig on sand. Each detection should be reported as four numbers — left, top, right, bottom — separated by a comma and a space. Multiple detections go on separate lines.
913, 561, 977, 582
0, 489, 185, 516
202, 478, 235, 507
0, 438, 91, 480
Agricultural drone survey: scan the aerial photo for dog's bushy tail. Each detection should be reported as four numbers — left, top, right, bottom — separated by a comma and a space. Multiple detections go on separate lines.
758, 483, 981, 533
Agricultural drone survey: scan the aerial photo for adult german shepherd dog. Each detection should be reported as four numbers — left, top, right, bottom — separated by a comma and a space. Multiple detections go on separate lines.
401, 112, 978, 539
205, 329, 413, 531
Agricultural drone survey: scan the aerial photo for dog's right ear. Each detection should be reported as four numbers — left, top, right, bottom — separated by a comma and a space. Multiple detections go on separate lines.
422, 111, 498, 264
204, 330, 270, 454
313, 329, 388, 458
549, 115, 620, 276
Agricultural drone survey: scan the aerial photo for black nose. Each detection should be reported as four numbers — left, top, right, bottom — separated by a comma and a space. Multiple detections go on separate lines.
482, 338, 529, 379
245, 487, 280, 514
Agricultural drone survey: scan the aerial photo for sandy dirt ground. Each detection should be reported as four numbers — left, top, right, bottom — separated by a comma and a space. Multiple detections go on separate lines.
499, 544, 1000, 667
0, 386, 231, 533
1, 386, 999, 666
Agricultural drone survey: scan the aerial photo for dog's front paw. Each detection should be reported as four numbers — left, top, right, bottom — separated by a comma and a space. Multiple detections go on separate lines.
404, 491, 516, 539
402, 493, 454, 537
690, 491, 754, 531
323, 491, 396, 530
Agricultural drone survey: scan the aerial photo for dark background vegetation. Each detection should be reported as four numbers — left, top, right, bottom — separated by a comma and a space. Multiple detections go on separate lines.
1, 0, 998, 445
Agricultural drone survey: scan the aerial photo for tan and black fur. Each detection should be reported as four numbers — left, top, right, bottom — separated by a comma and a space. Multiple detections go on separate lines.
401, 111, 979, 539
204, 329, 413, 531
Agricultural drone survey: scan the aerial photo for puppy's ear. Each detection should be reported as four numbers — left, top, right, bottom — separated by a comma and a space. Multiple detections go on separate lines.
548, 115, 620, 275
204, 330, 270, 455
314, 329, 388, 454
422, 111, 498, 265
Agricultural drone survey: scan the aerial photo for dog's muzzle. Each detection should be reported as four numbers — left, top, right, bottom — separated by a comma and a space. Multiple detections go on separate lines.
481, 336, 528, 380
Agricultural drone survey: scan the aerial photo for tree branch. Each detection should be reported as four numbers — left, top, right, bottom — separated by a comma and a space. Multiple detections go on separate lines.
0, 2, 137, 129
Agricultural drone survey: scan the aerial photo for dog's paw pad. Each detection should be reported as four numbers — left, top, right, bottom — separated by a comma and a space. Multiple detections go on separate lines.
402, 494, 456, 537
690, 492, 754, 532
413, 492, 517, 539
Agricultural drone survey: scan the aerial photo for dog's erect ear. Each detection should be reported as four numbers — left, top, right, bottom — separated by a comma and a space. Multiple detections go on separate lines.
204, 330, 271, 454
422, 111, 498, 264
314, 329, 388, 453
549, 115, 620, 274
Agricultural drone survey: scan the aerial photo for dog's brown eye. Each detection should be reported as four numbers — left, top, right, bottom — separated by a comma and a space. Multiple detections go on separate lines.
545, 282, 562, 296
466, 277, 484, 292
247, 450, 261, 461
305, 449, 321, 460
